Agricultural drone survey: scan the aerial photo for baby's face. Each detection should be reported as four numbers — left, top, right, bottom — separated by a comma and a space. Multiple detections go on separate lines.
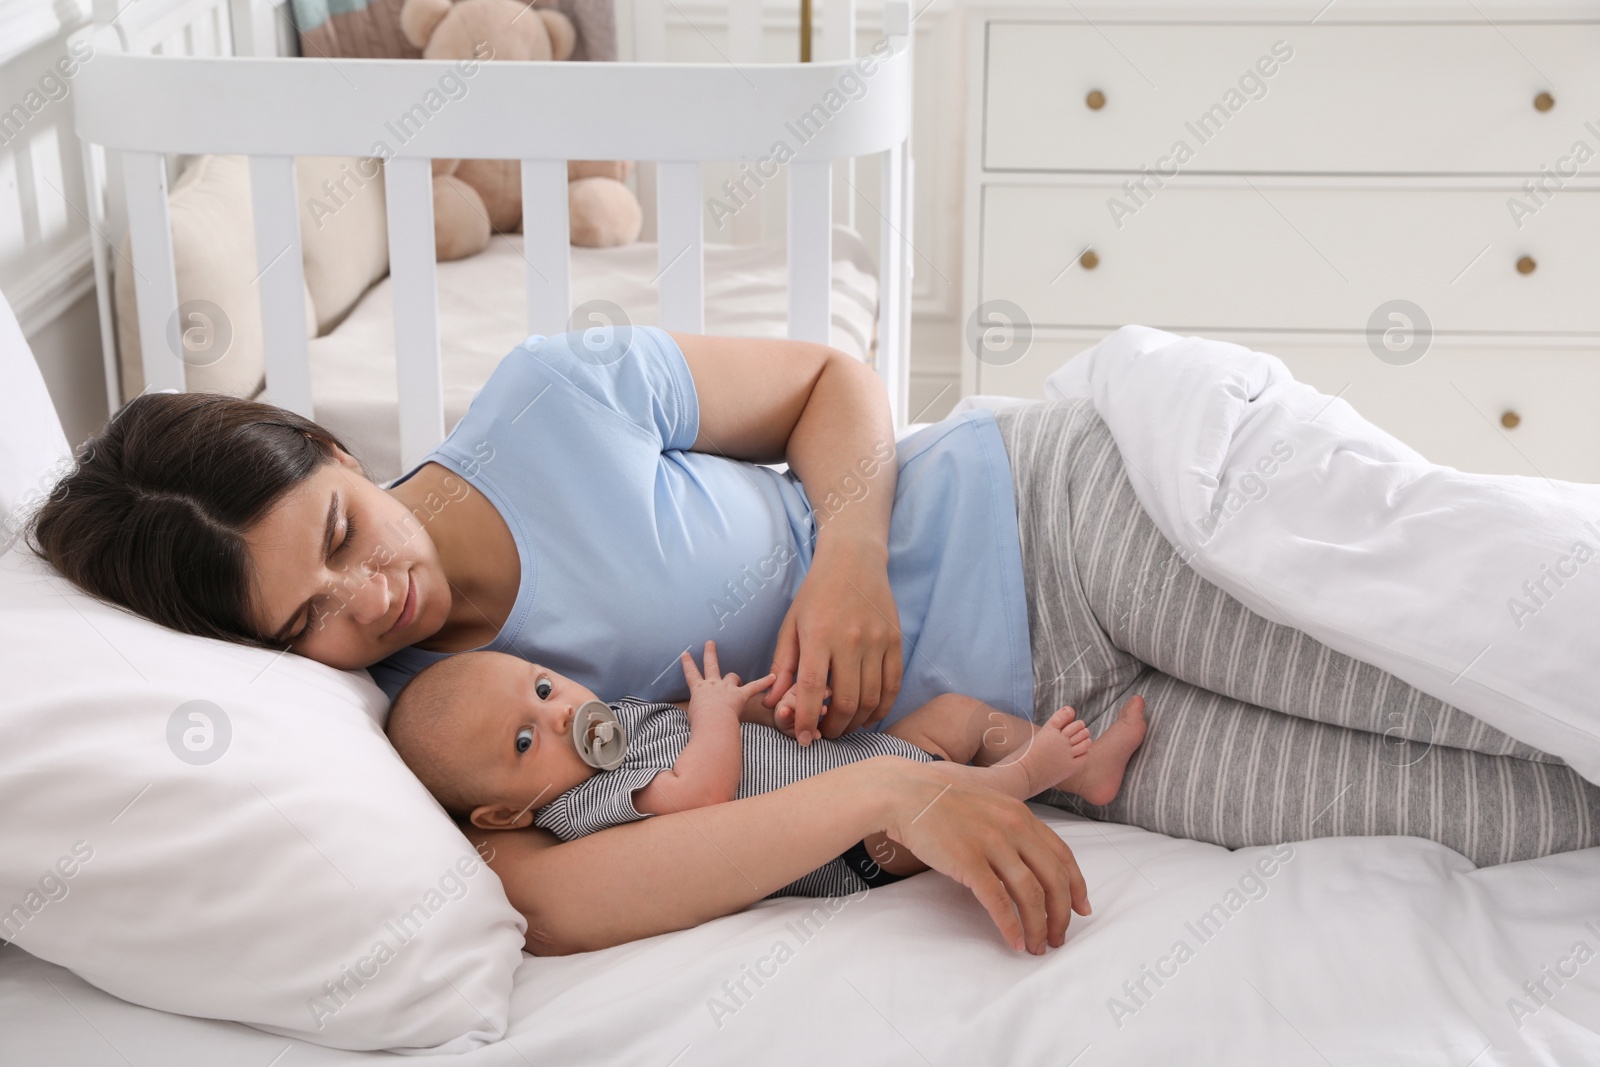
457, 654, 603, 831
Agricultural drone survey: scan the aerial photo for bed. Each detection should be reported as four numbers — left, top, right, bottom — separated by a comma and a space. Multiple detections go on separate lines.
5, 0, 1597, 1060
6, 818, 1599, 1064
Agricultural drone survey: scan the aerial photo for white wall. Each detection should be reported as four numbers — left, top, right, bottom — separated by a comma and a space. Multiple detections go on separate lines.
27, 287, 102, 442
899, 1, 964, 424
2, 0, 104, 445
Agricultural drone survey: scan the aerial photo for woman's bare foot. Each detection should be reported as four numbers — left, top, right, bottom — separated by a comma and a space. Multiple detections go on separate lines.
1055, 695, 1148, 806
990, 704, 1092, 798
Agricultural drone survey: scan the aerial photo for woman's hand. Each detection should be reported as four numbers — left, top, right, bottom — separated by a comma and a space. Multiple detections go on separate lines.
475, 755, 1088, 956
878, 758, 1090, 953
668, 333, 902, 747
771, 684, 825, 739
764, 537, 903, 745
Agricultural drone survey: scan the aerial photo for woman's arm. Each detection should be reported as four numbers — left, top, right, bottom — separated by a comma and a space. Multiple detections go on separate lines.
471, 757, 1089, 957
668, 332, 902, 741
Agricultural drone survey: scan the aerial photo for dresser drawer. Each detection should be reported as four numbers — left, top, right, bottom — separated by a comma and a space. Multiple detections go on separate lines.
976, 335, 1600, 483
984, 21, 1600, 174
979, 182, 1600, 336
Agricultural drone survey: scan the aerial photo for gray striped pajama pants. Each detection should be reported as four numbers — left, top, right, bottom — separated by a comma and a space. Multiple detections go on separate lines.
993, 399, 1600, 866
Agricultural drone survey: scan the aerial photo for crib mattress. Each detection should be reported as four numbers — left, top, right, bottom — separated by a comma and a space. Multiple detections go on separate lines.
5, 806, 1597, 1065
307, 226, 880, 482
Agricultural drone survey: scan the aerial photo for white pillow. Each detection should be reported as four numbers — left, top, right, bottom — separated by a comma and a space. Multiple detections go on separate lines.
298, 154, 390, 334
114, 154, 316, 400
114, 154, 391, 401
0, 549, 527, 1052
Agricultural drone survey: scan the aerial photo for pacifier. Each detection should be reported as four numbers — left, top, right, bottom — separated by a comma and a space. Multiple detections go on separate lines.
572, 700, 628, 771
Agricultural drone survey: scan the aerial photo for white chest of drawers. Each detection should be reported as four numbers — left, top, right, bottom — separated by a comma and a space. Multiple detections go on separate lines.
960, 1, 1600, 481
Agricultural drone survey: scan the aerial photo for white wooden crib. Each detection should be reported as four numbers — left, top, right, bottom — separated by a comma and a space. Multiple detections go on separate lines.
72, 0, 915, 470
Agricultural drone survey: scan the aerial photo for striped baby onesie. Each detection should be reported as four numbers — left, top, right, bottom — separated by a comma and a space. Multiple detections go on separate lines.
533, 698, 938, 898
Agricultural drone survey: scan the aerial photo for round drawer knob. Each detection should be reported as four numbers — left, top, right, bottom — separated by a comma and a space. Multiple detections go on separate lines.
1086, 89, 1106, 111
1534, 91, 1555, 112
1079, 248, 1100, 270
1501, 410, 1522, 430
1516, 255, 1537, 275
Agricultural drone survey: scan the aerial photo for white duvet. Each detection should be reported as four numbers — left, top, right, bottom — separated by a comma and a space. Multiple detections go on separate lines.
1045, 326, 1600, 786
6, 808, 1598, 1065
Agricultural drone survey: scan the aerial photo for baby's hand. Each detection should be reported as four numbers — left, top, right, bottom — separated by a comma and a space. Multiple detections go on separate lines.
775, 685, 832, 747
681, 641, 775, 725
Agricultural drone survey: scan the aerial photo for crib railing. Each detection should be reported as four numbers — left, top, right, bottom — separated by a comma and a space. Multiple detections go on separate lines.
73, 3, 914, 470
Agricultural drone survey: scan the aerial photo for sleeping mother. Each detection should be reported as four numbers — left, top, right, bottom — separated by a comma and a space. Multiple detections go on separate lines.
30, 327, 1600, 957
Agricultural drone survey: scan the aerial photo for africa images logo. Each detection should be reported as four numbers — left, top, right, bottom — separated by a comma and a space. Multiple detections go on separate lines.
166, 700, 231, 765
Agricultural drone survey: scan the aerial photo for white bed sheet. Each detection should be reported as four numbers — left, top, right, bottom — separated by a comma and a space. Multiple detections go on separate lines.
5, 806, 1595, 1065
309, 227, 880, 482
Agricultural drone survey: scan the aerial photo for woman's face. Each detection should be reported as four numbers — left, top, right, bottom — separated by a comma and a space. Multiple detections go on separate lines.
244, 450, 452, 669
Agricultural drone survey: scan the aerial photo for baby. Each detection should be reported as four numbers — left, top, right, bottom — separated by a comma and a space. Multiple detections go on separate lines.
385, 641, 1147, 898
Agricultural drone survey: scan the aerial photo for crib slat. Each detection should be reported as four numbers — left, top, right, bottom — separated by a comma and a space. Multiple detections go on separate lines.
655, 161, 703, 333
249, 156, 313, 417
833, 0, 858, 229
83, 143, 122, 413
383, 157, 445, 470
56, 120, 89, 227
824, 0, 859, 228
79, 35, 914, 162
13, 140, 40, 248
787, 159, 832, 345
521, 160, 571, 336
121, 151, 185, 394
877, 141, 910, 427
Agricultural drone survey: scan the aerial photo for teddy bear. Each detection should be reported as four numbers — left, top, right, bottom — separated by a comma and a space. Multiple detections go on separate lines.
399, 0, 644, 261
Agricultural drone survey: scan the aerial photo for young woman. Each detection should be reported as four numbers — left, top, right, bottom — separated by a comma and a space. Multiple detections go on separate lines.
32, 327, 1600, 954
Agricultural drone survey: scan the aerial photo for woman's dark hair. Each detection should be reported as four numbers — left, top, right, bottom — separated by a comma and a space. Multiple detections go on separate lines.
28, 392, 351, 647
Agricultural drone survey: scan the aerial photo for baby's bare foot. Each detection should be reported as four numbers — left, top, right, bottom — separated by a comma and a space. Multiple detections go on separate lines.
1056, 695, 1148, 806
992, 704, 1092, 798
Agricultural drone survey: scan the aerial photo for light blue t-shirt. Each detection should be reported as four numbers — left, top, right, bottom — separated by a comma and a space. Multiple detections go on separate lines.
371, 327, 1033, 729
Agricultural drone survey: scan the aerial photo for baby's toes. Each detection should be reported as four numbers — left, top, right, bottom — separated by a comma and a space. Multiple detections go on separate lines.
1043, 705, 1078, 732
1066, 720, 1091, 751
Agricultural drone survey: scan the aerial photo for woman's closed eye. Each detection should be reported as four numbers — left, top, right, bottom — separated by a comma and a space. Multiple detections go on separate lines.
516, 727, 534, 754
338, 514, 359, 555
285, 512, 362, 642
291, 597, 331, 644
